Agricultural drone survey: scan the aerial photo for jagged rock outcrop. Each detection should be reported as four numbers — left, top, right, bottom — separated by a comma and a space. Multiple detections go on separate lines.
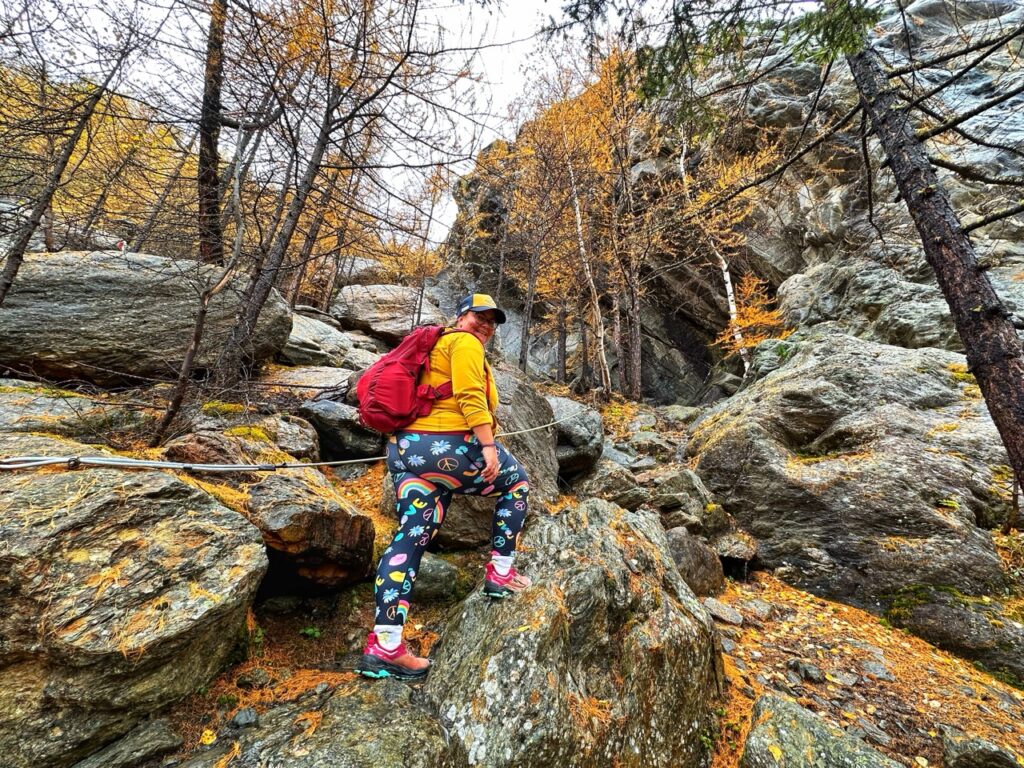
162, 424, 376, 589
0, 431, 267, 768
247, 470, 375, 588
0, 252, 292, 386
688, 325, 1022, 679
172, 499, 722, 768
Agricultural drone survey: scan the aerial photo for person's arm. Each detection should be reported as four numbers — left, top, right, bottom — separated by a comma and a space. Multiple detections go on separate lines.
471, 423, 499, 482
449, 335, 500, 482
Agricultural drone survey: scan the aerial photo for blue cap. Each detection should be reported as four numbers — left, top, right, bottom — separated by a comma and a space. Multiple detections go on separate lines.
457, 293, 507, 324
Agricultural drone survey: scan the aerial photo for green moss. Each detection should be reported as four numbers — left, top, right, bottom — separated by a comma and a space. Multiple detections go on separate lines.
936, 497, 961, 511
225, 425, 273, 442
0, 384, 81, 398
885, 583, 967, 623
201, 400, 246, 416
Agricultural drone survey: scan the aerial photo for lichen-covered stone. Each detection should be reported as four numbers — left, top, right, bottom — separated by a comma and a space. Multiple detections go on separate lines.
0, 432, 267, 768
424, 499, 722, 767
741, 695, 902, 768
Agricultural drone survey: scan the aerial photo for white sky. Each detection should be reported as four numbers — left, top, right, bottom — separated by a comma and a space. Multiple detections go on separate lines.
425, 0, 561, 236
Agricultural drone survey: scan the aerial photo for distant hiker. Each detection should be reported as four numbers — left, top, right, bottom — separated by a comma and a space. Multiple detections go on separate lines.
355, 293, 532, 680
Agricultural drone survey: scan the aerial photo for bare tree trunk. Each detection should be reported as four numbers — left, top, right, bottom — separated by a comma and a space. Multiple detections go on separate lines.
286, 171, 337, 306
627, 272, 642, 400
81, 143, 141, 241
563, 131, 612, 394
133, 131, 196, 252
197, 0, 228, 265
849, 46, 1024, 483
611, 290, 623, 392
579, 307, 591, 390
216, 87, 340, 386
1002, 472, 1020, 535
0, 53, 128, 307
556, 300, 567, 383
518, 245, 539, 373
151, 155, 245, 445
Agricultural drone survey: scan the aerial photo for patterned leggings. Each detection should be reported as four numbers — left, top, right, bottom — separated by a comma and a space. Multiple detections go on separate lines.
373, 431, 530, 626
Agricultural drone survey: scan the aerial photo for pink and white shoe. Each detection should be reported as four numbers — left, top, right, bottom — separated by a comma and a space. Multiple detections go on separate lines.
483, 562, 532, 599
355, 632, 430, 680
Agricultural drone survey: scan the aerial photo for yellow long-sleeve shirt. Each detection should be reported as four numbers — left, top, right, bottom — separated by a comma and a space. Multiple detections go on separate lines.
406, 330, 498, 432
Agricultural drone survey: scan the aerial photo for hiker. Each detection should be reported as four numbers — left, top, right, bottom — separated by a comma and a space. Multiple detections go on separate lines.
356, 293, 532, 680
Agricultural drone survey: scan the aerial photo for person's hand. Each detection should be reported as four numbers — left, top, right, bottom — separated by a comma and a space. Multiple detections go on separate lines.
482, 445, 500, 483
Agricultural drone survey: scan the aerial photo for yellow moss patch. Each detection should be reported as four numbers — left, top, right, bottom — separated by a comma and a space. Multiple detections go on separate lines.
224, 425, 273, 443
946, 362, 976, 384
924, 422, 959, 438
962, 384, 983, 400
201, 401, 247, 417
177, 475, 251, 514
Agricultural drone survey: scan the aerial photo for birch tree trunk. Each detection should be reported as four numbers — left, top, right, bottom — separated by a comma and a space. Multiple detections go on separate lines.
711, 243, 750, 372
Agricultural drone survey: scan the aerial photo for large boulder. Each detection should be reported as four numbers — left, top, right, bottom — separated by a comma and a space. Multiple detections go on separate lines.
688, 326, 1018, 673
423, 498, 722, 767
298, 400, 385, 460
0, 432, 267, 768
331, 284, 446, 345
545, 395, 603, 477
280, 313, 384, 369
741, 695, 902, 768
0, 252, 292, 386
573, 458, 649, 511
247, 470, 375, 588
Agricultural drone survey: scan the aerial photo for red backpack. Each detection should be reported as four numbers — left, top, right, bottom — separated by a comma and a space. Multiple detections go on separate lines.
356, 325, 462, 434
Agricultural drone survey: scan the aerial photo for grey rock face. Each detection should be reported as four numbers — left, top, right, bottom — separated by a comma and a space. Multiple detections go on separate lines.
298, 400, 385, 459
688, 326, 1023, 676
690, 327, 1010, 602
246, 470, 375, 588
0, 432, 267, 768
741, 695, 902, 768
280, 313, 384, 369
423, 499, 722, 768
0, 252, 292, 386
259, 366, 353, 405
666, 527, 725, 596
574, 458, 650, 511
0, 380, 155, 441
941, 724, 1020, 768
545, 395, 603, 477
331, 284, 446, 345
70, 719, 182, 768
178, 682, 461, 768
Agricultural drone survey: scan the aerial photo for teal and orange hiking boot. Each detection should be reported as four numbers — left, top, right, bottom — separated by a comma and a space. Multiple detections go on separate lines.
355, 632, 430, 680
483, 562, 533, 599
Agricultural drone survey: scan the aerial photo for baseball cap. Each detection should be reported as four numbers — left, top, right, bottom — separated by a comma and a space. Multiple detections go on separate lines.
457, 293, 507, 324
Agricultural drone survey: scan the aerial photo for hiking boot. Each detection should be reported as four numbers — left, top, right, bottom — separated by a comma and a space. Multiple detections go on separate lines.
483, 562, 532, 599
355, 632, 431, 680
